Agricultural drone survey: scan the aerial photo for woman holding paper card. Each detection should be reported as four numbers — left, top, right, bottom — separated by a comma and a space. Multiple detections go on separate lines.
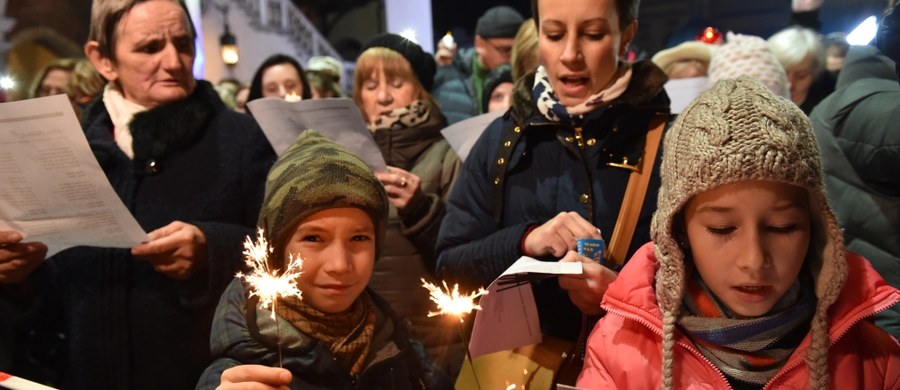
351, 33, 465, 377
436, 0, 670, 383
0, 0, 274, 388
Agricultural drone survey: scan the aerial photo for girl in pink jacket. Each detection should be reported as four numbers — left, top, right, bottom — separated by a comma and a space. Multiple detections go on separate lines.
577, 77, 900, 389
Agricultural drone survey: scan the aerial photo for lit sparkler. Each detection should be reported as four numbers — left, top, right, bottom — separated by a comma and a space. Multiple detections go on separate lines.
421, 279, 488, 321
237, 229, 304, 366
421, 279, 488, 390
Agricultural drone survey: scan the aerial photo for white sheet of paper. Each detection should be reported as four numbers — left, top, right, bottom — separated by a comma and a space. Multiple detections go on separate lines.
0, 370, 58, 390
663, 76, 709, 114
440, 111, 502, 162
0, 95, 148, 257
247, 98, 387, 172
468, 257, 583, 358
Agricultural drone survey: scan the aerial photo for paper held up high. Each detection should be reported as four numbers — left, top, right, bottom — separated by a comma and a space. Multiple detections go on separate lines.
0, 95, 148, 257
247, 98, 387, 172
468, 257, 583, 358
440, 111, 502, 162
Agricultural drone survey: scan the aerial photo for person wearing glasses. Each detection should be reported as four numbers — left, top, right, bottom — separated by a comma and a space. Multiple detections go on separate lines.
432, 6, 524, 124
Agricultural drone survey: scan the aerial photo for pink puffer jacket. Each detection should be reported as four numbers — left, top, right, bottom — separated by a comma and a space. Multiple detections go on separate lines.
577, 242, 900, 389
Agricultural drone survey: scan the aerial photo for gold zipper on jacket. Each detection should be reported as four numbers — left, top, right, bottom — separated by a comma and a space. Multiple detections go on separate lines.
574, 126, 584, 148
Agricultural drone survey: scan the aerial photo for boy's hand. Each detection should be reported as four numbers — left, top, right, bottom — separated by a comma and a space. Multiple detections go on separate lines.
217, 365, 292, 390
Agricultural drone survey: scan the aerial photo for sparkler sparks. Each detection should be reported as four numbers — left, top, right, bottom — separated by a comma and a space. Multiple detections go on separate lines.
421, 279, 488, 390
421, 279, 488, 321
237, 229, 303, 320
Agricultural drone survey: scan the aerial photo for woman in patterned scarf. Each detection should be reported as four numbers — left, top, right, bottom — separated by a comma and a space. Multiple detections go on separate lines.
350, 34, 466, 378
436, 1, 669, 385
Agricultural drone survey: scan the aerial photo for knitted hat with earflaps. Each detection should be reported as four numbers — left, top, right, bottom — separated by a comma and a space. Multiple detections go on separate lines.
257, 130, 388, 270
652, 76, 848, 389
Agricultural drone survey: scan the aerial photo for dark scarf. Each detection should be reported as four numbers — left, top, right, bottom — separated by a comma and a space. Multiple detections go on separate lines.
679, 271, 815, 387
276, 291, 377, 375
81, 80, 224, 169
368, 100, 447, 171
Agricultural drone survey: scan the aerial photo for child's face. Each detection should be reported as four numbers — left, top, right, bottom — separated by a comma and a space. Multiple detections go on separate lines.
283, 207, 376, 313
683, 180, 811, 317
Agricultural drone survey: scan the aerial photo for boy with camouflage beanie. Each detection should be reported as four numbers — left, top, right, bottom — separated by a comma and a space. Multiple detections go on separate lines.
577, 77, 900, 389
197, 131, 450, 389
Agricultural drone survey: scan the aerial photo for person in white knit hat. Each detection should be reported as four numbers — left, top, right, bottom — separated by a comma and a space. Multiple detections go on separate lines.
708, 32, 790, 99
577, 76, 900, 389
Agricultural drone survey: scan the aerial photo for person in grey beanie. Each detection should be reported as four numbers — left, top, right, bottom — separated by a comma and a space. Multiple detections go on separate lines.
577, 76, 900, 389
432, 5, 524, 123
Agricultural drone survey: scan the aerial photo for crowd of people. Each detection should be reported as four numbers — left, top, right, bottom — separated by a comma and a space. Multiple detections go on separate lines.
1, 0, 898, 389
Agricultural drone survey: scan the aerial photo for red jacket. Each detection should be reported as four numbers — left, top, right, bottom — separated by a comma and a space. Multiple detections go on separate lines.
577, 242, 900, 389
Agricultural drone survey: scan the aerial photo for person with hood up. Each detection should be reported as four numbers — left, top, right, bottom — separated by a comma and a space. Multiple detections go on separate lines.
577, 76, 900, 389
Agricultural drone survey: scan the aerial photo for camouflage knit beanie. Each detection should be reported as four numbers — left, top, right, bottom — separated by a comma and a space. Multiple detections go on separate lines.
652, 76, 847, 390
258, 130, 388, 270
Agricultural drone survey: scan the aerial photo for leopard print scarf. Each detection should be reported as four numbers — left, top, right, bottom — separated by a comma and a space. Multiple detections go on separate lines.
532, 64, 632, 125
366, 100, 430, 133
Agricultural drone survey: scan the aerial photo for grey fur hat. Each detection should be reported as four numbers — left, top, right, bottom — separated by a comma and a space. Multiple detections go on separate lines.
652, 76, 848, 389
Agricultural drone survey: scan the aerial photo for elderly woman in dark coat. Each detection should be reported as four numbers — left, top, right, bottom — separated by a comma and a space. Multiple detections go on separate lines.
0, 1, 274, 388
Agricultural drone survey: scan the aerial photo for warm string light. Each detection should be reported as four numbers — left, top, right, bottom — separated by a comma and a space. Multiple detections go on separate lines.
236, 229, 303, 366
421, 278, 488, 390
284, 91, 302, 102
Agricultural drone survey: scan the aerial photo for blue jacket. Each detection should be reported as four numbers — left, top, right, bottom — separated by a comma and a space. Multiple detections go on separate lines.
432, 48, 480, 124
435, 61, 670, 340
0, 81, 275, 389
196, 280, 452, 390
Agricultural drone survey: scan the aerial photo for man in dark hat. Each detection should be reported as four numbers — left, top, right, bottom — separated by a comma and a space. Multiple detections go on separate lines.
432, 6, 524, 124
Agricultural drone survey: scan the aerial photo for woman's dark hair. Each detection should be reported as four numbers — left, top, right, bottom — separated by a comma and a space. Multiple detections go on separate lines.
531, 0, 639, 30
247, 54, 312, 102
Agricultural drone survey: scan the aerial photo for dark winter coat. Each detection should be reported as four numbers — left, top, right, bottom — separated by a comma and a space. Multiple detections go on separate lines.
435, 61, 670, 340
1, 80, 275, 389
432, 48, 480, 124
367, 108, 465, 375
196, 280, 452, 390
809, 45, 900, 339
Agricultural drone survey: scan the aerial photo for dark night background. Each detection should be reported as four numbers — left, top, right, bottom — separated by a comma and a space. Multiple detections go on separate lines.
430, 0, 889, 56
